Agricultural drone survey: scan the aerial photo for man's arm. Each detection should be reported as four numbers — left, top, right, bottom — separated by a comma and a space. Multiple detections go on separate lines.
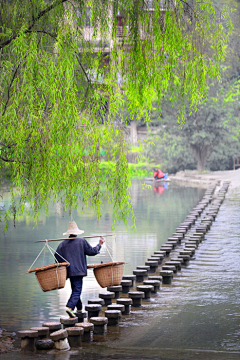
84, 237, 105, 256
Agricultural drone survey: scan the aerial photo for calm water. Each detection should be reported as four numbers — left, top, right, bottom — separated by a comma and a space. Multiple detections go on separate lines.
0, 179, 239, 355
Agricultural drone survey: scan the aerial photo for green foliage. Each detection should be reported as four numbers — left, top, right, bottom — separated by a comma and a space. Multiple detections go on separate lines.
0, 0, 234, 227
100, 161, 153, 179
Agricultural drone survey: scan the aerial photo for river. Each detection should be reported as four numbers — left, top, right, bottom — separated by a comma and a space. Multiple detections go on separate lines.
0, 178, 240, 359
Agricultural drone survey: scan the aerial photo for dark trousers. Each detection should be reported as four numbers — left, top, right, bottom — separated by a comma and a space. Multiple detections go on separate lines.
66, 276, 83, 311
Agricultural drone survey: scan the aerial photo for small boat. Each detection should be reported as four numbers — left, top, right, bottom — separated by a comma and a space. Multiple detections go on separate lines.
144, 177, 171, 183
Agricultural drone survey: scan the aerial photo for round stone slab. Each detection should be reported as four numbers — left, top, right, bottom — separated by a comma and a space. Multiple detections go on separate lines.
89, 317, 108, 326
122, 275, 136, 281
66, 327, 84, 336
154, 251, 166, 256
85, 304, 102, 312
137, 265, 150, 271
160, 270, 173, 277
148, 275, 162, 281
143, 280, 161, 287
105, 310, 121, 319
99, 291, 115, 299
128, 291, 144, 299
75, 322, 94, 332
88, 299, 105, 305
50, 329, 68, 341
133, 269, 148, 276
30, 327, 49, 337
18, 330, 38, 338
121, 280, 132, 286
116, 298, 133, 305
60, 317, 78, 326
42, 322, 61, 331
107, 285, 122, 292
107, 304, 125, 312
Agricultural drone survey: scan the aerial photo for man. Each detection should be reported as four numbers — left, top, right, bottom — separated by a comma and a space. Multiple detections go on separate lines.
55, 221, 105, 318
153, 168, 165, 180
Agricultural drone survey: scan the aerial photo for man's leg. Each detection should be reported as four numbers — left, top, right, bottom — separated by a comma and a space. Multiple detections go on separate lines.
66, 276, 83, 312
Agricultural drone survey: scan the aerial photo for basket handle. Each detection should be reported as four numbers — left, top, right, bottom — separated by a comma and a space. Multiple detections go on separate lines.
28, 240, 69, 273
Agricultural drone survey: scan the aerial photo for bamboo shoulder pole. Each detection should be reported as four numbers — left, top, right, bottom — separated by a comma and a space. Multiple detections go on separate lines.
34, 234, 114, 243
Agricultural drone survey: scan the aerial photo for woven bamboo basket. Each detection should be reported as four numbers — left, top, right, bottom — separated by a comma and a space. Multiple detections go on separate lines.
28, 262, 69, 292
87, 262, 125, 288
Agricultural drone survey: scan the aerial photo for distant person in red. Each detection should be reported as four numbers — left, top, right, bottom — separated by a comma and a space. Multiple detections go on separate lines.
153, 168, 165, 180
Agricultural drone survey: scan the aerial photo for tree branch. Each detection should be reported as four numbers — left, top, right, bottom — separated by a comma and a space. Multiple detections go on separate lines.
0, 0, 68, 50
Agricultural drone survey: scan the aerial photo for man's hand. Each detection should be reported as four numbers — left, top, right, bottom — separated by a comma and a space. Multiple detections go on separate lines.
99, 237, 105, 245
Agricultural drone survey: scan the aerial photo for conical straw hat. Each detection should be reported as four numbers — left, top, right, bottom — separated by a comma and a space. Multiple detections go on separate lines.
63, 221, 84, 235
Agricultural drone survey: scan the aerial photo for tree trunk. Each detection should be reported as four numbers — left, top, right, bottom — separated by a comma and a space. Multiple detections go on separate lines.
191, 145, 211, 172
131, 120, 138, 146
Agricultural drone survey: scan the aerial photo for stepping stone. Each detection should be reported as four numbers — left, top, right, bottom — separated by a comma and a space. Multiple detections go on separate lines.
105, 310, 121, 326
154, 250, 167, 257
74, 311, 87, 322
133, 269, 148, 282
60, 317, 78, 329
162, 265, 177, 273
107, 304, 125, 317
89, 317, 108, 335
180, 250, 193, 257
107, 285, 122, 299
99, 291, 115, 306
150, 254, 164, 265
185, 241, 198, 248
160, 270, 173, 284
85, 304, 102, 319
66, 327, 84, 348
177, 254, 190, 266
42, 322, 61, 334
88, 299, 105, 306
116, 298, 132, 315
35, 339, 54, 350
18, 330, 38, 352
165, 260, 181, 271
137, 284, 154, 300
145, 260, 158, 273
120, 280, 132, 293
75, 322, 93, 342
50, 329, 69, 350
159, 246, 172, 256
183, 247, 195, 255
170, 257, 184, 264
148, 275, 162, 282
166, 240, 178, 248
143, 280, 161, 292
137, 265, 150, 273
122, 275, 136, 287
30, 327, 49, 339
128, 291, 145, 307
172, 232, 184, 239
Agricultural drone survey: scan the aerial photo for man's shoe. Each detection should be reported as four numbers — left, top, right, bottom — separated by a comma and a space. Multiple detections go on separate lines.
76, 310, 82, 314
66, 308, 76, 318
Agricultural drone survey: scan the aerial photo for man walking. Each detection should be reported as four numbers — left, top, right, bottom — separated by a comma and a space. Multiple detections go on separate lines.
55, 221, 105, 317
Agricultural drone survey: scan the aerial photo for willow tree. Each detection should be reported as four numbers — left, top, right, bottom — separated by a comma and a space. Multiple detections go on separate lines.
0, 0, 233, 228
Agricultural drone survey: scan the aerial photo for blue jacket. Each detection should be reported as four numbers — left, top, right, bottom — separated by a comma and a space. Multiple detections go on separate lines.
55, 237, 101, 278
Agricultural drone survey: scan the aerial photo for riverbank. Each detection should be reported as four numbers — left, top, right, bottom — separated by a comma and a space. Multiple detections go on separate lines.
0, 328, 19, 354
170, 169, 240, 192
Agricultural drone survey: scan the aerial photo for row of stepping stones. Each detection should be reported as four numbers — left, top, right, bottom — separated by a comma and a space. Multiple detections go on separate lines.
18, 181, 230, 352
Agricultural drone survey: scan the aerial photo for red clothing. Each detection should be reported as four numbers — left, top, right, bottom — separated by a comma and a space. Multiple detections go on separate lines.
154, 169, 164, 179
